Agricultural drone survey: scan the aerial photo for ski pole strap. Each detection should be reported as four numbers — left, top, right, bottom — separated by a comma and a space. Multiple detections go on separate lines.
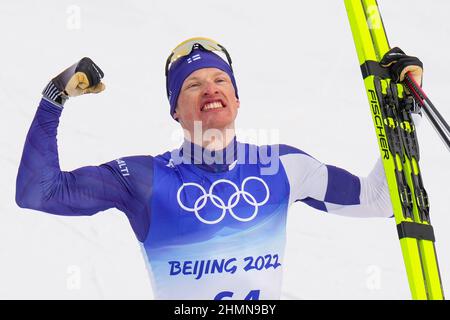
360, 60, 391, 79
397, 221, 435, 242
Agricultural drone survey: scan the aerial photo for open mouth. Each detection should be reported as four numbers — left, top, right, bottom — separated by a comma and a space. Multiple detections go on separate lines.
201, 100, 226, 111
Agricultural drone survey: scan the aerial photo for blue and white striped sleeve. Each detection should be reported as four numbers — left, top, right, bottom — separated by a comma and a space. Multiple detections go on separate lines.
279, 145, 392, 218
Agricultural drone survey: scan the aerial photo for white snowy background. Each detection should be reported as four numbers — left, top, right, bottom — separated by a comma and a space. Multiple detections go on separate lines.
1, 0, 449, 299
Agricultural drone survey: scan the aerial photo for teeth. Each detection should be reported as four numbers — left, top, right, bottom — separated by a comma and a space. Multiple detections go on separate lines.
203, 101, 223, 111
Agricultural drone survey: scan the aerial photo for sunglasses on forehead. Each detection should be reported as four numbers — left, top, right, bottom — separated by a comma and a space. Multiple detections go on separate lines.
165, 37, 234, 97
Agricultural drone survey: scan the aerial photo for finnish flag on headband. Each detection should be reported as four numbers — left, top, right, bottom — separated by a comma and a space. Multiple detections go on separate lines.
187, 54, 202, 64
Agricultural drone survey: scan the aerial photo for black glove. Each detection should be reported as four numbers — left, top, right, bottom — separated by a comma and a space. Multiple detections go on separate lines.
380, 47, 423, 85
42, 57, 105, 107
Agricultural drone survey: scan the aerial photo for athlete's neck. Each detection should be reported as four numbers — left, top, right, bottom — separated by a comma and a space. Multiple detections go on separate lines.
183, 123, 236, 151
180, 136, 238, 172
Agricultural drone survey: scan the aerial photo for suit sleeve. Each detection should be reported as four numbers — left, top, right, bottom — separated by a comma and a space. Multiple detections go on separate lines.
15, 98, 153, 241
279, 145, 392, 218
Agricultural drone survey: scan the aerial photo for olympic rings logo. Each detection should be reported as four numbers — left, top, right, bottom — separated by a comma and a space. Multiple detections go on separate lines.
176, 177, 270, 225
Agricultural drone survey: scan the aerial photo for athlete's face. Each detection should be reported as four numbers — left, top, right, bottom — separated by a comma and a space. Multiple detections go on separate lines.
174, 68, 240, 132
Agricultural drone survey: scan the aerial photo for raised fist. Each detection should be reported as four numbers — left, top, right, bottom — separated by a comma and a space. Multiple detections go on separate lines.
43, 57, 105, 106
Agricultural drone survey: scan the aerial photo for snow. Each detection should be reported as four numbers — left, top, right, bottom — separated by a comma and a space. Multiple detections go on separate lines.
1, 0, 449, 299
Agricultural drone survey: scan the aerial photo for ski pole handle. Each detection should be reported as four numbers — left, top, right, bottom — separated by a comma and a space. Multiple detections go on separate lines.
404, 72, 426, 106
404, 72, 450, 152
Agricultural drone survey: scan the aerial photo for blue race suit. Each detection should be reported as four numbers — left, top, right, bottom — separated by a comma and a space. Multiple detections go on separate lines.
16, 98, 392, 299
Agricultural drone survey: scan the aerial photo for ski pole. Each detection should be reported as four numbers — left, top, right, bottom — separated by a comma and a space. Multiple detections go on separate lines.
403, 72, 450, 151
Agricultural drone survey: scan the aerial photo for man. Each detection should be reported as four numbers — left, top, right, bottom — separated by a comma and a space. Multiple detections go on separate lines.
15, 38, 423, 300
